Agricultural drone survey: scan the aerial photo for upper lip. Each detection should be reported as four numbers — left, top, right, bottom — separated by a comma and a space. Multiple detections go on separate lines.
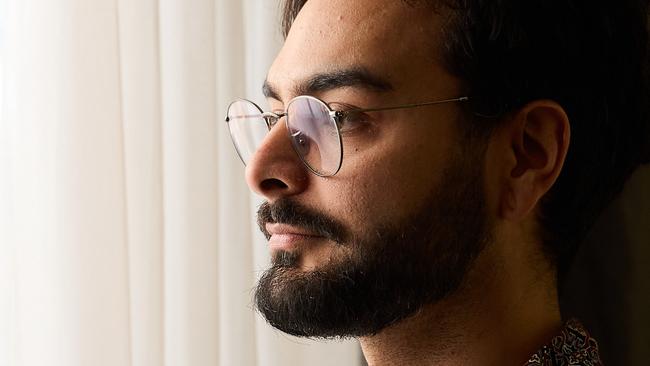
265, 223, 321, 237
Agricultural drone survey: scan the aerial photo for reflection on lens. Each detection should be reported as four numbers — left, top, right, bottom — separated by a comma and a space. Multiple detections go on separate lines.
286, 96, 342, 176
291, 130, 312, 156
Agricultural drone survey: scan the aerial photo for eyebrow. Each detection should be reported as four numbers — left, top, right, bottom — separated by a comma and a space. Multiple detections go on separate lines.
262, 67, 394, 101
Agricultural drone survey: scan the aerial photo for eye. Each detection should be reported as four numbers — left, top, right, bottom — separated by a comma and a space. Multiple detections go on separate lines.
336, 110, 370, 132
329, 103, 372, 133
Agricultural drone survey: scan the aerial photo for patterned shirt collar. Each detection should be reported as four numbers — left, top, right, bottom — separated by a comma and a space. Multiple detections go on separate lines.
525, 319, 603, 366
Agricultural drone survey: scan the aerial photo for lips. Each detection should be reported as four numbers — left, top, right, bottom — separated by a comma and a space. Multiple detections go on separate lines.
265, 223, 323, 251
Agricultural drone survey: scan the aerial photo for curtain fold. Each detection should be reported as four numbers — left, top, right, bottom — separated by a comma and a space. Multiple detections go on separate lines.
1, 0, 132, 365
0, 0, 362, 365
117, 0, 164, 365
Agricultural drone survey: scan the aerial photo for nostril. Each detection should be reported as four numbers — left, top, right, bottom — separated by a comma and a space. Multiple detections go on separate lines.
260, 178, 289, 192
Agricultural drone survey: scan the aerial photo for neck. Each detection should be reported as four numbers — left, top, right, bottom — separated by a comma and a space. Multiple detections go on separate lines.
358, 243, 562, 366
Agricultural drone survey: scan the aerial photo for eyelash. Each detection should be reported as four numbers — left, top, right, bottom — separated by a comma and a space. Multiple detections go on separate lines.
337, 110, 366, 123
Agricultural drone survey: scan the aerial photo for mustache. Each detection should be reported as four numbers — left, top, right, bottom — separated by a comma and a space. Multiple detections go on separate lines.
257, 199, 348, 244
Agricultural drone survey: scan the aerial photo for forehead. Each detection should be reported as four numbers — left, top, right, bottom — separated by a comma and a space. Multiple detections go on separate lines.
268, 0, 454, 101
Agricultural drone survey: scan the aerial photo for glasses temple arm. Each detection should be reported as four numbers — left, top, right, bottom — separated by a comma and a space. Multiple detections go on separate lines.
347, 96, 469, 114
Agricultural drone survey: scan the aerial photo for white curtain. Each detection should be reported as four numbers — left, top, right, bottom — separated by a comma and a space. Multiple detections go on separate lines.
0, 0, 362, 365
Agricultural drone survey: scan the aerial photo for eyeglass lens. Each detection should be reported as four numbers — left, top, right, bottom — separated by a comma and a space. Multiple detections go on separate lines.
226, 97, 342, 176
226, 100, 269, 165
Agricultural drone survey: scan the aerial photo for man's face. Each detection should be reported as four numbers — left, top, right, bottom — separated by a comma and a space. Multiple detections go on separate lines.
247, 0, 491, 337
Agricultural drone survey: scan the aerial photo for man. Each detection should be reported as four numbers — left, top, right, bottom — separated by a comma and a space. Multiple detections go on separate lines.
225, 0, 649, 364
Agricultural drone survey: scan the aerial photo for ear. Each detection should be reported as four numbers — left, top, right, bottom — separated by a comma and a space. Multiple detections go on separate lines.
498, 100, 570, 221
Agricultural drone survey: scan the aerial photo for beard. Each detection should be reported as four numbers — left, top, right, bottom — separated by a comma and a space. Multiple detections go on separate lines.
254, 146, 490, 339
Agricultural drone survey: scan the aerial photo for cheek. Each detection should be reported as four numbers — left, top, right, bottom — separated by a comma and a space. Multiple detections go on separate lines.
312, 121, 452, 229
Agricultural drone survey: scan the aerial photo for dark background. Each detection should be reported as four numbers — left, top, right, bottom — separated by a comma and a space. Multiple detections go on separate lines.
562, 165, 650, 365
359, 166, 650, 366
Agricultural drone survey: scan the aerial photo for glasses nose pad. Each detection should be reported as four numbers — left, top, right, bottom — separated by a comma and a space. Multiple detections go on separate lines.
264, 115, 278, 130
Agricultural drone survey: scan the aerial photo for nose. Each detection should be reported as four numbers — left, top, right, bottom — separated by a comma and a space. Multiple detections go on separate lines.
245, 118, 310, 200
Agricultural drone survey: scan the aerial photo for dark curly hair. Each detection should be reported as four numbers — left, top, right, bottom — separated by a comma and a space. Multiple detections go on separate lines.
280, 0, 650, 275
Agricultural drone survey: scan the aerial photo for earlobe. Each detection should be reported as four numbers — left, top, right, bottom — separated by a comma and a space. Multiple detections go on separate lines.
500, 101, 570, 221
